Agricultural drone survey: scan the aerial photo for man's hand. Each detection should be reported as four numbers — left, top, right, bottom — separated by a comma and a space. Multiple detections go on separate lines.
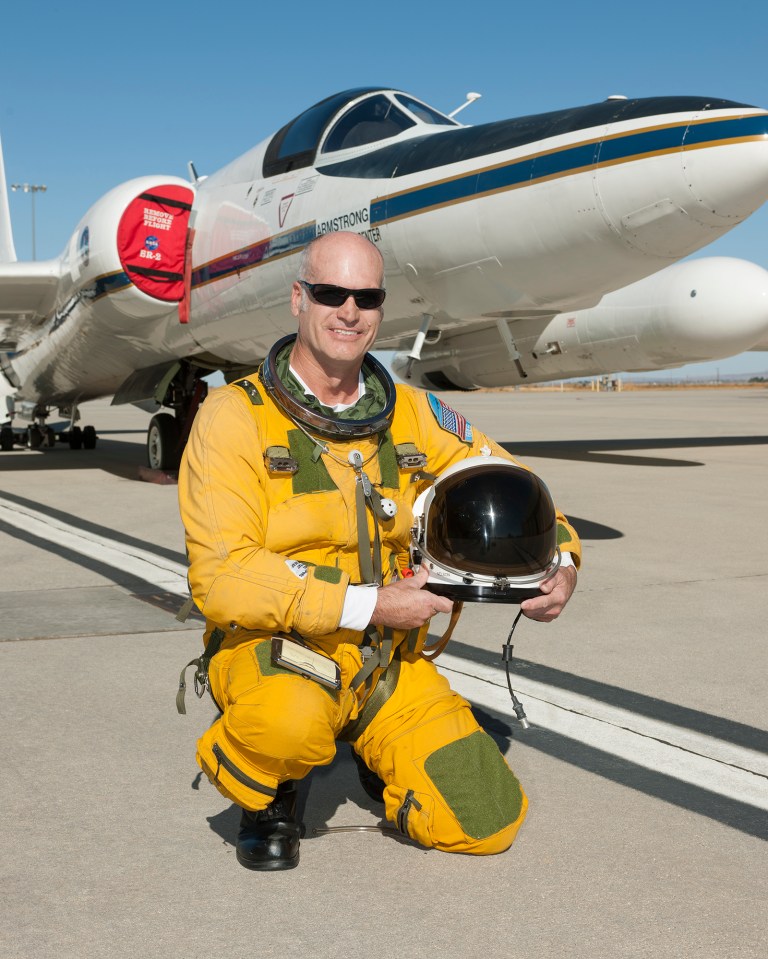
370, 566, 453, 629
520, 565, 577, 622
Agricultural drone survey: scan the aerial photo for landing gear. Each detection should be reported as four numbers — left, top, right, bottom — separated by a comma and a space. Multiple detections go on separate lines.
61, 406, 96, 450
147, 413, 182, 471
0, 418, 97, 452
82, 425, 97, 450
143, 363, 209, 472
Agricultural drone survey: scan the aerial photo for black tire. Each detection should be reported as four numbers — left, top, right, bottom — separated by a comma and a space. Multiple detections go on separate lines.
0, 427, 14, 451
69, 426, 83, 450
147, 413, 182, 470
82, 425, 97, 450
28, 426, 43, 449
43, 427, 56, 448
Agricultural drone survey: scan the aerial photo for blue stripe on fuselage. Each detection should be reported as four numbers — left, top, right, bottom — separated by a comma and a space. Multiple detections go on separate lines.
91, 271, 132, 300
370, 114, 768, 226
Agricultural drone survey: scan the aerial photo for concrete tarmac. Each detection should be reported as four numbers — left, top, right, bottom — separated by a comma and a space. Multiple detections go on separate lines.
1, 388, 766, 959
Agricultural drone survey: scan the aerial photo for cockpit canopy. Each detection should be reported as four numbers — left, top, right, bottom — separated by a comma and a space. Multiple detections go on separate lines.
263, 88, 458, 177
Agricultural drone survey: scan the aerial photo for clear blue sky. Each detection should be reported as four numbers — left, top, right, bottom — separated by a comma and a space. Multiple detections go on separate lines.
2, 0, 767, 378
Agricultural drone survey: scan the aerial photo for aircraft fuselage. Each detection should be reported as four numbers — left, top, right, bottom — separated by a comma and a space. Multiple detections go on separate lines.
3, 89, 768, 412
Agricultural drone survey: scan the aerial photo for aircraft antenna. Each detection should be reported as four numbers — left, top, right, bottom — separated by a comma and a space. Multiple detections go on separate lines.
187, 161, 200, 184
448, 92, 482, 119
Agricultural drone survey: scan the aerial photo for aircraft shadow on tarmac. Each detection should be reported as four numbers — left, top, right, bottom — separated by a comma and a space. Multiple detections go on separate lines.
501, 435, 768, 468
0, 433, 150, 481
3, 433, 766, 482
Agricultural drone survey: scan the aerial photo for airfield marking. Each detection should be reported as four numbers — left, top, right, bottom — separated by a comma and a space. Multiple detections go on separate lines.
0, 495, 188, 596
438, 653, 768, 813
3, 494, 767, 813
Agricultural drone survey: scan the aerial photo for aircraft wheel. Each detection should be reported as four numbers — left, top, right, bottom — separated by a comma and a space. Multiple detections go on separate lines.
69, 426, 83, 450
0, 427, 14, 451
147, 413, 181, 471
28, 426, 44, 449
82, 425, 97, 450
43, 427, 56, 448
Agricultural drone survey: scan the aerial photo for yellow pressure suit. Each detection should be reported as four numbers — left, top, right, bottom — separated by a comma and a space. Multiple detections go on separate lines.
178, 366, 581, 855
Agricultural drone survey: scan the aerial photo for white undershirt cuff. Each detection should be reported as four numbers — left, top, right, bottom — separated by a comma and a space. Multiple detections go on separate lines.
340, 584, 379, 630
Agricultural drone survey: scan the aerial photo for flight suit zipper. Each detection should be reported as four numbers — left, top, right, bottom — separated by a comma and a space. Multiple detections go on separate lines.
212, 743, 277, 801
397, 789, 423, 835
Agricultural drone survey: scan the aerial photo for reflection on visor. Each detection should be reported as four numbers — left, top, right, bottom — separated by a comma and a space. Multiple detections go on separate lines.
425, 465, 557, 577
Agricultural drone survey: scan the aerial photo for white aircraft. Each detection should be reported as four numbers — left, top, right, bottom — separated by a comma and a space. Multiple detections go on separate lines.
2, 86, 768, 467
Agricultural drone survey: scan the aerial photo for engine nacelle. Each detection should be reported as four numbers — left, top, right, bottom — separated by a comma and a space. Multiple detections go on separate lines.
63, 176, 194, 319
394, 257, 768, 388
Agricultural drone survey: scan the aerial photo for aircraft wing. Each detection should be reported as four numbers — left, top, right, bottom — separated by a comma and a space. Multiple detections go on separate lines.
0, 260, 62, 348
375, 311, 558, 353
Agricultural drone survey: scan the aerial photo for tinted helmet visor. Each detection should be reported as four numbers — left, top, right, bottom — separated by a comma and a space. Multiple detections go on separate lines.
425, 464, 557, 578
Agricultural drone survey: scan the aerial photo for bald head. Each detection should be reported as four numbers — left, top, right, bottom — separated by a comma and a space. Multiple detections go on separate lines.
296, 232, 384, 288
289, 231, 386, 396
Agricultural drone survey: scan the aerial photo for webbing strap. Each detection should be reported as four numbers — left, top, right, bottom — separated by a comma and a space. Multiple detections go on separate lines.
339, 654, 402, 743
355, 480, 375, 584
176, 626, 226, 715
405, 626, 420, 653
350, 625, 394, 690
371, 509, 383, 585
175, 594, 195, 623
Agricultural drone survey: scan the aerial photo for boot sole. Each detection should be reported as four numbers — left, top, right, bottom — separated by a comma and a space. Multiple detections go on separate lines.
236, 850, 300, 871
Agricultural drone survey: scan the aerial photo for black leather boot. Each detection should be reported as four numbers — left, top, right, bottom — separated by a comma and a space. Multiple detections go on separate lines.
236, 781, 304, 871
350, 747, 385, 804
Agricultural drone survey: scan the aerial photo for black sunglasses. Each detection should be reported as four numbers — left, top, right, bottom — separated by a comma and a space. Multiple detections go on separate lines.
299, 280, 386, 310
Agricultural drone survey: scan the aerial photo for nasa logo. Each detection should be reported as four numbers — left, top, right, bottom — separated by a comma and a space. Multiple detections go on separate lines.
144, 235, 160, 251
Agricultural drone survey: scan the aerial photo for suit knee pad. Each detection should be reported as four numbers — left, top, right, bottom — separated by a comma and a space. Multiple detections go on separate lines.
370, 697, 528, 855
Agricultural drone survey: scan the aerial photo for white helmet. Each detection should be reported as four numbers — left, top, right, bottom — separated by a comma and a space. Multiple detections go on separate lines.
411, 456, 561, 603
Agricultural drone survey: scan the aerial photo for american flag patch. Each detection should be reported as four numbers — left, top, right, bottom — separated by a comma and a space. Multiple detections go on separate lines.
427, 393, 473, 443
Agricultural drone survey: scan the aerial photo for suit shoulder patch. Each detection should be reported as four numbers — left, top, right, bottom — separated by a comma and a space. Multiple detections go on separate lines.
426, 393, 473, 443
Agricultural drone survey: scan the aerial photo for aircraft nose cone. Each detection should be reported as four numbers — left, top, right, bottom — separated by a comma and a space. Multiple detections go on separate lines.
681, 109, 768, 224
595, 108, 768, 259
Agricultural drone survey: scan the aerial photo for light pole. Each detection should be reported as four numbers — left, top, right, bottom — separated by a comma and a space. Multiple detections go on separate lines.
11, 182, 47, 260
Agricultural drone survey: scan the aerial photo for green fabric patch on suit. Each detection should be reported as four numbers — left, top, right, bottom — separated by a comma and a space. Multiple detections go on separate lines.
253, 640, 337, 699
287, 429, 337, 494
377, 430, 400, 489
313, 565, 343, 584
423, 729, 523, 838
234, 379, 263, 405
557, 522, 572, 546
253, 639, 286, 678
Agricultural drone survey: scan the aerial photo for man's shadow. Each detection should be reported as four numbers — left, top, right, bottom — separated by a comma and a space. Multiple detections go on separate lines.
204, 706, 514, 845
